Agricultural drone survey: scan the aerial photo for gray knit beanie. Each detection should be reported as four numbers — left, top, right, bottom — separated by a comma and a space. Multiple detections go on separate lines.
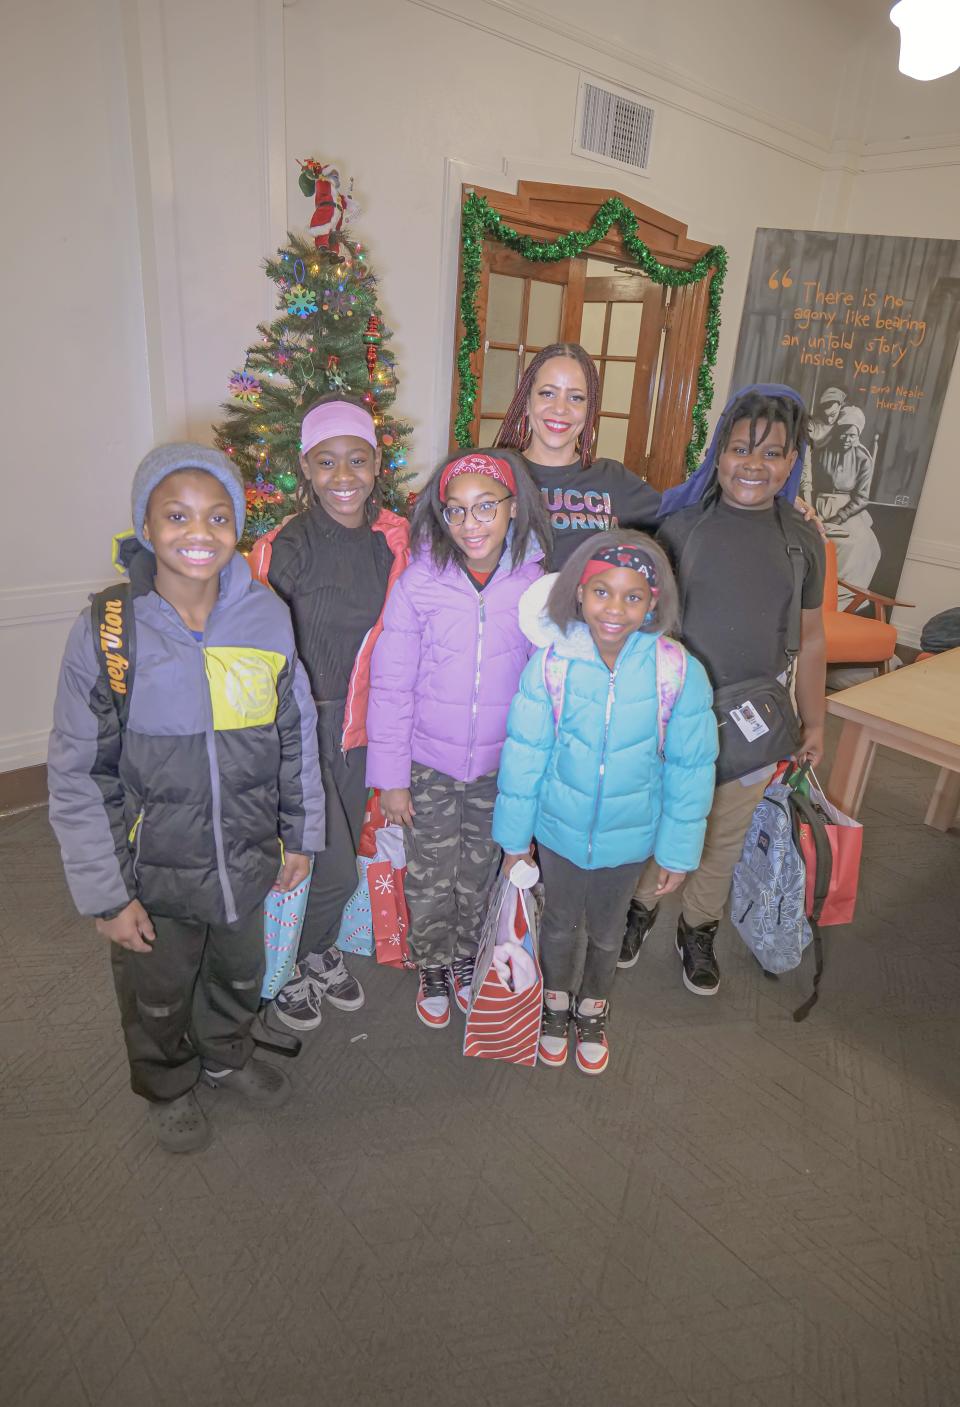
131, 443, 247, 548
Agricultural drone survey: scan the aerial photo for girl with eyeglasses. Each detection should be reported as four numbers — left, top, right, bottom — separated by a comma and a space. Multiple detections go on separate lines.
365, 450, 551, 1028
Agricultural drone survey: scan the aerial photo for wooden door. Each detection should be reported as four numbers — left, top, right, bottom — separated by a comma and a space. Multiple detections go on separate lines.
470, 246, 585, 448
579, 260, 669, 474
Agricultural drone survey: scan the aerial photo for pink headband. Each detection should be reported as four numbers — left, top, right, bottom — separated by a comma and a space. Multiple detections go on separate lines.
301, 402, 377, 456
439, 454, 517, 503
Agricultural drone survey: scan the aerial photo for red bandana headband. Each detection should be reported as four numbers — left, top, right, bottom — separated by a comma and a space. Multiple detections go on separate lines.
579, 543, 658, 588
438, 453, 517, 503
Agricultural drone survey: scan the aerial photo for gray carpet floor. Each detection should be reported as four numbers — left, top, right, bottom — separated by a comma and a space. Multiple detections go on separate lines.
2, 737, 959, 1407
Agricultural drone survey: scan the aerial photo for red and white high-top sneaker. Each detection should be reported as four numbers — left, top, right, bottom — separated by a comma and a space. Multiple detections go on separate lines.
415, 965, 450, 1028
573, 998, 610, 1075
539, 991, 572, 1067
449, 956, 474, 1014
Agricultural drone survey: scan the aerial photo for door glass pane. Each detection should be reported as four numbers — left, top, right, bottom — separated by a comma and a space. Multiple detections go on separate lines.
480, 347, 520, 414
580, 302, 606, 356
586, 257, 615, 275
486, 274, 523, 343
608, 302, 643, 357
596, 416, 628, 461
601, 360, 634, 414
527, 280, 563, 348
479, 418, 505, 447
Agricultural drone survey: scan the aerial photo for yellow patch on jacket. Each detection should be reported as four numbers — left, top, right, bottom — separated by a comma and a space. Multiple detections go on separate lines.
203, 647, 285, 730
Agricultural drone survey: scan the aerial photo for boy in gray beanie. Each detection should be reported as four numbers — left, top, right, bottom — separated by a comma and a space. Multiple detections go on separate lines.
47, 444, 325, 1153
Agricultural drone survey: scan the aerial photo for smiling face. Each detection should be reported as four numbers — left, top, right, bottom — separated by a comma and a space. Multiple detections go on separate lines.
442, 473, 516, 573
525, 356, 589, 465
715, 417, 798, 511
577, 566, 652, 664
300, 434, 380, 527
142, 470, 236, 585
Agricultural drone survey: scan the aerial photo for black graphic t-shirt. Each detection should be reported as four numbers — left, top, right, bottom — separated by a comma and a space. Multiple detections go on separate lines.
523, 457, 662, 567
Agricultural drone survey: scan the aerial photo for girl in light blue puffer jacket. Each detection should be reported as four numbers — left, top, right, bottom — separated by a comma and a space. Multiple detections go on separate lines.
494, 531, 717, 1076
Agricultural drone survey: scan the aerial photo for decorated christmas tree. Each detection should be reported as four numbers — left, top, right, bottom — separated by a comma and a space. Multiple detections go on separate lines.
214, 160, 414, 547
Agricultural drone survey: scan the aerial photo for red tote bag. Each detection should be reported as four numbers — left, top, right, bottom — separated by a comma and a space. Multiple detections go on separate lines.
788, 767, 863, 927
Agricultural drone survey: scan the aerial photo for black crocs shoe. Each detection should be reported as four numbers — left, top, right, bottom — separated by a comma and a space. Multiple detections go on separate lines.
676, 915, 720, 996
618, 899, 660, 969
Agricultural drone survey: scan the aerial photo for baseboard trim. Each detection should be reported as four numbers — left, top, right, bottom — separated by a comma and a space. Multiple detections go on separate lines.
0, 764, 48, 813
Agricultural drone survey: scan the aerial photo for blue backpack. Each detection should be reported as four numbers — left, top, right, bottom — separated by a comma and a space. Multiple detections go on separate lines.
731, 769, 833, 1021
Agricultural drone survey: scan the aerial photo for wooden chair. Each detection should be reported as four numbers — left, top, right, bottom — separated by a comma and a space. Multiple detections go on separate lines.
822, 539, 913, 674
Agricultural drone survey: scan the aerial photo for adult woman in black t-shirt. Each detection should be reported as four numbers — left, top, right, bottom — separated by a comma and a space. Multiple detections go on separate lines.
494, 342, 661, 567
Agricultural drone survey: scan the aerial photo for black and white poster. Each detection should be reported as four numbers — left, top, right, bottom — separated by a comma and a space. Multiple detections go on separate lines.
730, 229, 960, 601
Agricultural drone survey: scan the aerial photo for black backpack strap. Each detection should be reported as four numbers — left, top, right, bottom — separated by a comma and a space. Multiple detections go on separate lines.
775, 499, 808, 664
788, 788, 833, 1022
91, 583, 136, 730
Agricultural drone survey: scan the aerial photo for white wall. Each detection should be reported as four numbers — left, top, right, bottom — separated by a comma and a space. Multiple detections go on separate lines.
838, 26, 960, 645
4, 0, 960, 772
1, 0, 152, 771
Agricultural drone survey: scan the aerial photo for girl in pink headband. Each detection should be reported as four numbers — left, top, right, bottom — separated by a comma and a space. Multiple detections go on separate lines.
252, 394, 411, 1036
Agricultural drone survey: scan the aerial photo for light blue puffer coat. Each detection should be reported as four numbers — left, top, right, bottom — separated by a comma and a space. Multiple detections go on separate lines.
493, 621, 717, 872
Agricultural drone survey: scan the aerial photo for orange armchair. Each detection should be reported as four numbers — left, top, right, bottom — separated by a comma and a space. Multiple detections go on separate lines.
822, 539, 913, 674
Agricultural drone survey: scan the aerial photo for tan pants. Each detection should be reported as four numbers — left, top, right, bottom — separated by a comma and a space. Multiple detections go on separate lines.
636, 774, 771, 928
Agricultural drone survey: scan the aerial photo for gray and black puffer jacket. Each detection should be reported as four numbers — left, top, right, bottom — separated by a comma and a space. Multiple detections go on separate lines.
47, 546, 325, 924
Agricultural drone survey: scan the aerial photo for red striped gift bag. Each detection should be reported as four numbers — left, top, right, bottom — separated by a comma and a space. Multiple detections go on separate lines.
463, 866, 542, 1067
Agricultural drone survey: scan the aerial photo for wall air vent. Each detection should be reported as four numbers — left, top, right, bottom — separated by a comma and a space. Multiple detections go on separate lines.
573, 76, 655, 176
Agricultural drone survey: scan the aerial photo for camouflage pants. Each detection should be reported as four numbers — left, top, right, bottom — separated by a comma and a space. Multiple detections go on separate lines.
403, 764, 501, 966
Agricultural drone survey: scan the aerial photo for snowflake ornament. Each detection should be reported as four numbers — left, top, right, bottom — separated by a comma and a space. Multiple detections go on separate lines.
228, 370, 262, 404
374, 873, 394, 896
285, 283, 318, 318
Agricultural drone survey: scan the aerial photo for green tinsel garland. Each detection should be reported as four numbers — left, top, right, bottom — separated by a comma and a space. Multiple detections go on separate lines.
455, 193, 727, 473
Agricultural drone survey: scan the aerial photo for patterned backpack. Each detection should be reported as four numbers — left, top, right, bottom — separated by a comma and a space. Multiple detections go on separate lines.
730, 778, 811, 978
730, 767, 834, 1021
541, 634, 687, 756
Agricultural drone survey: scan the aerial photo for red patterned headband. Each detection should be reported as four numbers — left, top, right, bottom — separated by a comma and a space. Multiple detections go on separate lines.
579, 543, 658, 587
438, 454, 517, 503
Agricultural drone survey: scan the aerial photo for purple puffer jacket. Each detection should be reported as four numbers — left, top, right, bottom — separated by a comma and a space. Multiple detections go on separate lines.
365, 541, 545, 788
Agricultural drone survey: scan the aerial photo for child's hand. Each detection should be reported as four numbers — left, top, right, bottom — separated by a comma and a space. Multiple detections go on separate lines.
273, 851, 310, 891
794, 725, 824, 768
381, 788, 415, 826
96, 899, 156, 953
654, 867, 687, 897
503, 850, 533, 877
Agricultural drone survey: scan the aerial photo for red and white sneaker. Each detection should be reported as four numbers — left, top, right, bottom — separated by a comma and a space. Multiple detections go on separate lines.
538, 994, 571, 1067
573, 999, 610, 1076
416, 965, 450, 1028
449, 956, 474, 1014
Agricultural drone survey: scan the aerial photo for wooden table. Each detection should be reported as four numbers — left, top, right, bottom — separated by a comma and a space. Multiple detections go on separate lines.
825, 648, 960, 831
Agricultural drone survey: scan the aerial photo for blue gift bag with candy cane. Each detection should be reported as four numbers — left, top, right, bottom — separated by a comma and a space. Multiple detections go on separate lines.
261, 865, 313, 999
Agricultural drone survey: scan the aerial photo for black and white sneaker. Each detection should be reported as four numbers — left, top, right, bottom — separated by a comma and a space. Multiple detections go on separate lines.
676, 916, 720, 996
309, 948, 365, 1011
273, 963, 323, 1031
618, 899, 659, 968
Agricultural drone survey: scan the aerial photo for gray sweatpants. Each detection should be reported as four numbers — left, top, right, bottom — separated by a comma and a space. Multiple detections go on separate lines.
403, 764, 501, 966
538, 845, 646, 1001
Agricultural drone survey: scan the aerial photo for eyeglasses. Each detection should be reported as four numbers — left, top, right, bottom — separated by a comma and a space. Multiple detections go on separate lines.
441, 494, 513, 527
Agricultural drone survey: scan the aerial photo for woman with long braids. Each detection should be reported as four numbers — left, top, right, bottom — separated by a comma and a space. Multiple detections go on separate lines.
494, 342, 662, 567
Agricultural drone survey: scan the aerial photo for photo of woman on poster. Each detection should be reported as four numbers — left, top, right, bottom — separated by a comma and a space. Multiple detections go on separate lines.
811, 404, 882, 598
